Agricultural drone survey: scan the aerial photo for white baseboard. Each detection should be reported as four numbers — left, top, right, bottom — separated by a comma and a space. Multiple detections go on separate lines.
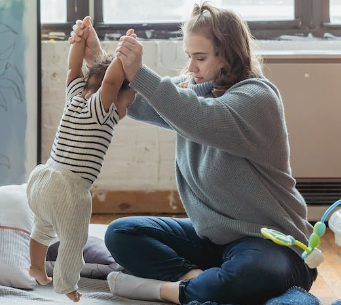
308, 205, 341, 222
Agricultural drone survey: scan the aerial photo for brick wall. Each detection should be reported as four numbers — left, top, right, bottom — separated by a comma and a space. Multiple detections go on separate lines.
41, 40, 341, 193
41, 40, 188, 192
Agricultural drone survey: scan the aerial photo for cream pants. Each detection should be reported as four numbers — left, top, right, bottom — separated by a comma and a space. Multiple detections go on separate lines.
27, 158, 92, 294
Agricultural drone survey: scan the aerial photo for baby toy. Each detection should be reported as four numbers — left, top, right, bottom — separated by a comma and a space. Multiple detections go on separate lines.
262, 199, 341, 269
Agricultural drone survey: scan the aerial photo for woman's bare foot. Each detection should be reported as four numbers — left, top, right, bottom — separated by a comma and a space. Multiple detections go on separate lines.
29, 266, 52, 285
67, 290, 82, 302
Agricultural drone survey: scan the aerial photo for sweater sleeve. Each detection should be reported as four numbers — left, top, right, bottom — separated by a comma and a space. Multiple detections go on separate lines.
130, 65, 285, 159
127, 76, 185, 130
127, 94, 172, 130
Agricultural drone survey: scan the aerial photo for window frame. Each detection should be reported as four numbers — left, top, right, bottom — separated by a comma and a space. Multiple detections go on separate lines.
41, 0, 89, 40
323, 0, 341, 28
41, 0, 341, 41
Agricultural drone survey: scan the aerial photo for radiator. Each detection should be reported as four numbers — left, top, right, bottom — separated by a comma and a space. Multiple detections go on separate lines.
263, 54, 341, 221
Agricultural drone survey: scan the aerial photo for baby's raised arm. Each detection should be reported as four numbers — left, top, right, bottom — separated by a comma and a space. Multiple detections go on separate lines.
100, 58, 125, 112
66, 28, 88, 85
100, 29, 137, 113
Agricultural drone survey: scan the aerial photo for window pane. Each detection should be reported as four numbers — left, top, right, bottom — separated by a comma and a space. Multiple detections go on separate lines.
103, 0, 196, 23
214, 0, 294, 21
40, 0, 67, 23
330, 0, 341, 23
103, 0, 294, 24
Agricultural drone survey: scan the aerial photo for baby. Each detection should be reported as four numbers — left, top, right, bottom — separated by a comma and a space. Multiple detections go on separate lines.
27, 17, 135, 302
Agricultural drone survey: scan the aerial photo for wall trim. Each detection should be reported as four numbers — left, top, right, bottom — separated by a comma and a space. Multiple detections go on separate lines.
92, 190, 186, 215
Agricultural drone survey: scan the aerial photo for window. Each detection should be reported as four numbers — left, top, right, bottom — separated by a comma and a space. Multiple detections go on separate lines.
101, 0, 295, 23
215, 0, 295, 21
40, 0, 89, 40
330, 0, 341, 24
94, 0, 306, 40
41, 0, 341, 40
40, 0, 66, 23
102, 0, 196, 24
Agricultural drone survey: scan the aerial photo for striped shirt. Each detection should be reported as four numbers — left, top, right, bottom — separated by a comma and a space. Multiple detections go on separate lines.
50, 77, 119, 184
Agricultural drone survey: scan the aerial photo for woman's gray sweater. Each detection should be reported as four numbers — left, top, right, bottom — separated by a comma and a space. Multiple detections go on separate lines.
127, 65, 312, 256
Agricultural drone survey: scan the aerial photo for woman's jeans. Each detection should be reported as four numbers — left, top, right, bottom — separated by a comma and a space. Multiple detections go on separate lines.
105, 216, 317, 305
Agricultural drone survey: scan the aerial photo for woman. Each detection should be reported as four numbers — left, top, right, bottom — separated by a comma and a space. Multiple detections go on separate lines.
70, 3, 317, 304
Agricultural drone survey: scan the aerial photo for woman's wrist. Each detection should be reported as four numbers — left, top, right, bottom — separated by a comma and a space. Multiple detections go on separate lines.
127, 65, 143, 82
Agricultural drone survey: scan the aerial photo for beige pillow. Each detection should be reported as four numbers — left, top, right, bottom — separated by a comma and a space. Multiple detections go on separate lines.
0, 184, 36, 289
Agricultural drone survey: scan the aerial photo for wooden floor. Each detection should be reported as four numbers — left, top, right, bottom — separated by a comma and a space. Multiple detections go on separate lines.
91, 214, 341, 304
310, 227, 341, 304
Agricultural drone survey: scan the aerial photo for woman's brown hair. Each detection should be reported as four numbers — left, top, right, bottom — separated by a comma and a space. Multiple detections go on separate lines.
181, 2, 263, 97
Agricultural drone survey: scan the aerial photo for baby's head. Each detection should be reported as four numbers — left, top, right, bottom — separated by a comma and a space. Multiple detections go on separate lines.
84, 52, 114, 94
84, 52, 130, 96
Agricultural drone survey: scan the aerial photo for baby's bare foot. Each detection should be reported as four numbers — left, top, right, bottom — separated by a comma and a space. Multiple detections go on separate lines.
67, 290, 82, 302
29, 266, 52, 285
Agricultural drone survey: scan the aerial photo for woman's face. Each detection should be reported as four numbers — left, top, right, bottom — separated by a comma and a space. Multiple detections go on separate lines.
183, 32, 223, 84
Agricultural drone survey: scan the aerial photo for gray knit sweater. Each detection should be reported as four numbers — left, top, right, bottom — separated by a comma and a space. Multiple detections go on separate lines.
128, 65, 312, 255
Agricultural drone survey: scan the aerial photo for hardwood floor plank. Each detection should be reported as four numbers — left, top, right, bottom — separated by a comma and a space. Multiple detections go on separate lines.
310, 228, 341, 304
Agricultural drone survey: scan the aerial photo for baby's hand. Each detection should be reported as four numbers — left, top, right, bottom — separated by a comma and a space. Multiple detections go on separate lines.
73, 26, 90, 43
66, 290, 82, 302
70, 16, 91, 43
126, 29, 137, 39
69, 16, 102, 66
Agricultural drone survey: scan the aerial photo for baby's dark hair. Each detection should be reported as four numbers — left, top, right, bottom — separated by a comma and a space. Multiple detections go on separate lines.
84, 52, 129, 91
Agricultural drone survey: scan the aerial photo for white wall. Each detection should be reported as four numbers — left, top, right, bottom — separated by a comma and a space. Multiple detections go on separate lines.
42, 41, 186, 192
41, 40, 341, 191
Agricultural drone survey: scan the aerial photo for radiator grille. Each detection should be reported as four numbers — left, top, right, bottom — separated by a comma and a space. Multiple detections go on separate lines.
296, 180, 341, 206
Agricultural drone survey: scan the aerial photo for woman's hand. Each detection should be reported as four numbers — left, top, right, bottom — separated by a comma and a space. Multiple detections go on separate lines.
116, 33, 143, 82
69, 16, 103, 67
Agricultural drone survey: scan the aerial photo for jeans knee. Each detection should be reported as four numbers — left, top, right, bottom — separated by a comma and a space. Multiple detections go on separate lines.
105, 218, 127, 251
104, 216, 145, 262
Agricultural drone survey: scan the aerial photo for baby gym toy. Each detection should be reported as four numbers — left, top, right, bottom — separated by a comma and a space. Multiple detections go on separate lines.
262, 199, 341, 268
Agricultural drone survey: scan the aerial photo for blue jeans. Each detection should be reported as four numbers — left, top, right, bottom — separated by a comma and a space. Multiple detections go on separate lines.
104, 216, 317, 305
